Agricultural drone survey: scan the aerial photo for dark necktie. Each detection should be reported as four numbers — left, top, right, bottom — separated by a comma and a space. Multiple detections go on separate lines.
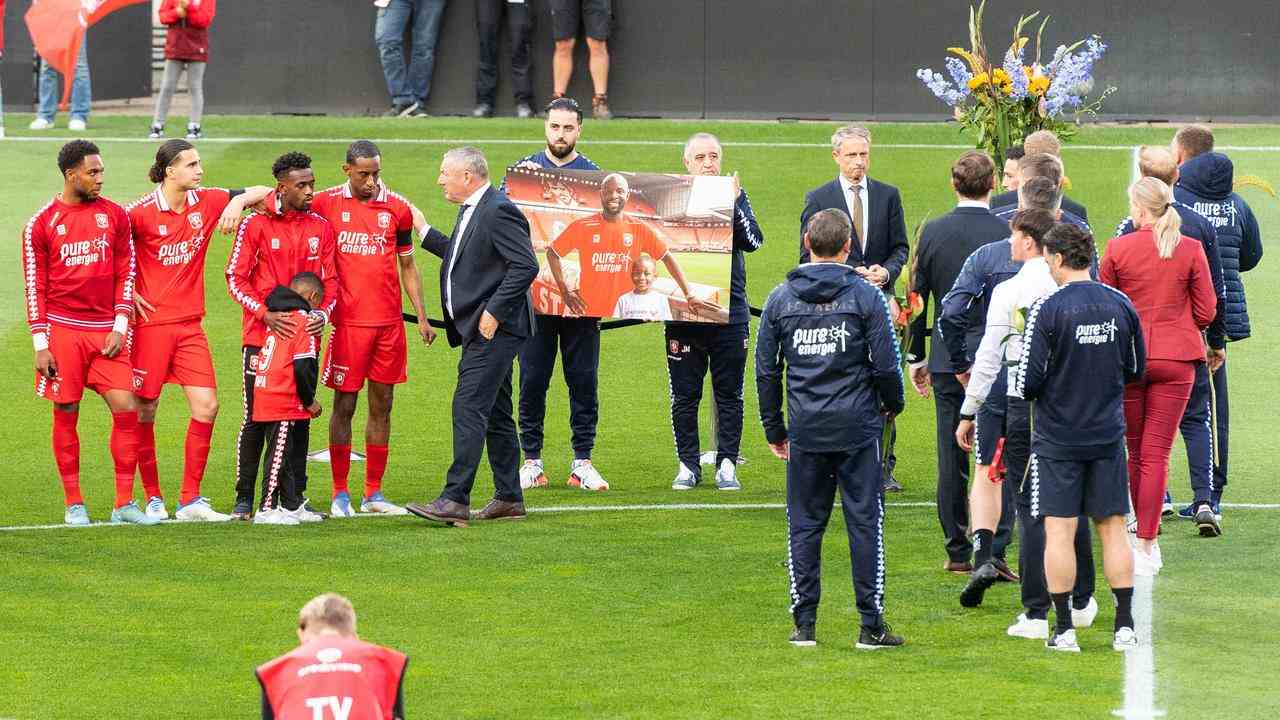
451, 203, 470, 242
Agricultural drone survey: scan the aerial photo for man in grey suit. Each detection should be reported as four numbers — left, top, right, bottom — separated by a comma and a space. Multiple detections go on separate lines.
407, 147, 539, 526
800, 125, 909, 492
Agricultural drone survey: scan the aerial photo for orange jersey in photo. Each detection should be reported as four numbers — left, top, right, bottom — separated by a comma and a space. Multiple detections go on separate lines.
549, 213, 668, 317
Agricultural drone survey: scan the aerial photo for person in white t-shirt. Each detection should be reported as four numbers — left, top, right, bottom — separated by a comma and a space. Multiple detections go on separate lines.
612, 253, 672, 320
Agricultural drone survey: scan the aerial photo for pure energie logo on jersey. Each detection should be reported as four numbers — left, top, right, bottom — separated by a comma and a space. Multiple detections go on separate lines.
792, 322, 852, 356
58, 234, 110, 267
158, 239, 201, 266
336, 231, 388, 256
1191, 200, 1239, 229
590, 251, 630, 273
1075, 318, 1118, 345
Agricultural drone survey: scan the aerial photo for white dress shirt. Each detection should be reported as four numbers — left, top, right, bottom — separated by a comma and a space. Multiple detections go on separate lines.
445, 184, 490, 318
838, 174, 870, 253
961, 256, 1058, 416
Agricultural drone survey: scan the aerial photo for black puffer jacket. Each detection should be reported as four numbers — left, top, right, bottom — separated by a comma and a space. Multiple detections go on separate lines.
1175, 153, 1263, 341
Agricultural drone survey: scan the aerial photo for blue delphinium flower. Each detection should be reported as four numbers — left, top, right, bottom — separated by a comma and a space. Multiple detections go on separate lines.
1044, 35, 1107, 117
917, 68, 966, 107
1003, 49, 1029, 100
945, 58, 973, 98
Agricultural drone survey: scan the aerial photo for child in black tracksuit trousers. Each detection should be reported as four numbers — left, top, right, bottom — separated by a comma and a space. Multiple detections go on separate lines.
252, 277, 325, 520
757, 210, 906, 648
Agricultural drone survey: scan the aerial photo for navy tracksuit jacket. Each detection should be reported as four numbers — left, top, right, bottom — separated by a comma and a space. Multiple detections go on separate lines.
508, 151, 604, 460
665, 189, 764, 477
756, 262, 904, 627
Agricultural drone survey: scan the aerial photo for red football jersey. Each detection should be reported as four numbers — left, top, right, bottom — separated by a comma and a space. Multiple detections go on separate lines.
311, 182, 415, 327
127, 187, 234, 326
252, 310, 317, 422
23, 195, 134, 337
257, 635, 407, 720
226, 206, 338, 347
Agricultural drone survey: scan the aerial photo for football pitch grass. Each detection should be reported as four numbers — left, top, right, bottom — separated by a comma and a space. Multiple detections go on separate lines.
0, 115, 1277, 718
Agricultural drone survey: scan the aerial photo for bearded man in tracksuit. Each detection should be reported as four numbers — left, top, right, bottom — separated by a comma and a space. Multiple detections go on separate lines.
756, 208, 905, 650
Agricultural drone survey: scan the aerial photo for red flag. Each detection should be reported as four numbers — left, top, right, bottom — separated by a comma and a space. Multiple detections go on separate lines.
25, 0, 149, 110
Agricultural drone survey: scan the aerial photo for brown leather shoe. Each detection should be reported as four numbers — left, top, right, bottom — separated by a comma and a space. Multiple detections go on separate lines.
991, 558, 1020, 582
471, 498, 527, 521
405, 498, 470, 527
943, 560, 973, 574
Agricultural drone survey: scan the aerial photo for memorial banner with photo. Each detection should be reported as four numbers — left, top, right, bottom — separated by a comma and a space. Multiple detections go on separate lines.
505, 166, 734, 323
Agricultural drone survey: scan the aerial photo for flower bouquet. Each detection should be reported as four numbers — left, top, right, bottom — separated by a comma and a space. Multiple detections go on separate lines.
916, 1, 1115, 176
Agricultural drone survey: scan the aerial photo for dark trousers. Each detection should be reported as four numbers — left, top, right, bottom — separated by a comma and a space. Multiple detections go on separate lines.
932, 374, 1014, 563
235, 346, 269, 505
787, 442, 885, 628
475, 0, 533, 105
259, 419, 309, 511
664, 323, 748, 479
517, 315, 600, 460
443, 331, 526, 505
1006, 398, 1095, 619
1180, 360, 1229, 504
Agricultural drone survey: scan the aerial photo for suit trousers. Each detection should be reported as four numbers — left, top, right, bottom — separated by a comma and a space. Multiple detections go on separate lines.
786, 442, 885, 628
1006, 397, 1095, 619
517, 315, 600, 460
442, 331, 526, 505
931, 374, 1015, 563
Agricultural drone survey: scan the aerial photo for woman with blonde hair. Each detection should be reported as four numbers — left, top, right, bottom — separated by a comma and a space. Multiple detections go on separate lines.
1101, 177, 1217, 575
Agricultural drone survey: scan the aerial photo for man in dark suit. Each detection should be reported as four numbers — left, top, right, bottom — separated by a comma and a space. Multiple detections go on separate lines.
407, 147, 539, 527
990, 130, 1088, 221
907, 151, 1018, 578
800, 125, 909, 491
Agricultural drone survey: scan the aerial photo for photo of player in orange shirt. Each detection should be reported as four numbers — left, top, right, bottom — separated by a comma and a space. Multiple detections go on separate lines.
546, 174, 709, 318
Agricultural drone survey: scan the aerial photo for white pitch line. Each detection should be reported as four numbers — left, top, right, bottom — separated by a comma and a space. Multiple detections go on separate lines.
0, 500, 1273, 532
1114, 146, 1166, 720
5, 135, 1280, 152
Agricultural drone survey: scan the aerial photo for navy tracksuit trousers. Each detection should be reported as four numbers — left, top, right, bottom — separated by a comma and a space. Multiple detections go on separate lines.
517, 315, 601, 460
786, 442, 885, 628
1181, 360, 1229, 505
1006, 397, 1095, 619
665, 322, 748, 479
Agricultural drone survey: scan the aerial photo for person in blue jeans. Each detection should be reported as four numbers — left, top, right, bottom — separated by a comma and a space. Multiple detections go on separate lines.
31, 42, 92, 131
374, 0, 447, 117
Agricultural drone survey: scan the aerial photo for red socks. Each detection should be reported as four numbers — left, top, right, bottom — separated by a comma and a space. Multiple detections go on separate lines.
182, 419, 214, 505
52, 409, 83, 506
365, 444, 389, 497
331, 444, 352, 495
137, 420, 161, 500
109, 411, 140, 508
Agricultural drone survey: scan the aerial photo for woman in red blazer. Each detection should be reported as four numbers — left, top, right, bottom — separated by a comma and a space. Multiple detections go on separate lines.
150, 0, 217, 140
1102, 177, 1217, 575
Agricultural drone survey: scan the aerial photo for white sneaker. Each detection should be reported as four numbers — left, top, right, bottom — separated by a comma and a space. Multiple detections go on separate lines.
715, 458, 741, 490
360, 491, 408, 515
1072, 597, 1099, 628
1007, 613, 1049, 639
68, 118, 87, 132
29, 117, 54, 130
330, 491, 355, 518
671, 462, 698, 490
1125, 512, 1137, 534
1150, 541, 1164, 570
253, 508, 300, 526
568, 459, 609, 491
174, 497, 232, 522
145, 496, 169, 521
1132, 546, 1160, 577
1113, 626, 1139, 652
519, 459, 548, 489
1046, 628, 1081, 653
284, 504, 325, 523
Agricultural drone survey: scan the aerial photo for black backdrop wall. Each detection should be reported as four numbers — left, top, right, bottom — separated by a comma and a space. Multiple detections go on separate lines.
5, 1, 1277, 120
2, 2, 151, 110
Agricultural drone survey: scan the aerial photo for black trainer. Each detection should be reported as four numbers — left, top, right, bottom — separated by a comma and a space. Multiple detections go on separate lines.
959, 562, 1000, 608
789, 623, 816, 647
1194, 502, 1222, 537
856, 623, 905, 650
231, 499, 253, 521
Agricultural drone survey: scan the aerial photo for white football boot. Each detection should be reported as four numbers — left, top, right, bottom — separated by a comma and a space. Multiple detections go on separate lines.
145, 496, 169, 521
174, 497, 232, 522
568, 459, 609, 491
519, 459, 548, 489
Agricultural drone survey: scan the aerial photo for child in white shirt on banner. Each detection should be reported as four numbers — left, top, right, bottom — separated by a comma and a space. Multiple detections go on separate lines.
612, 253, 672, 320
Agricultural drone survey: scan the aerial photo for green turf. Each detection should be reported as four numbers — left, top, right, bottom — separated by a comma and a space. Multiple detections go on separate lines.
0, 115, 1277, 718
